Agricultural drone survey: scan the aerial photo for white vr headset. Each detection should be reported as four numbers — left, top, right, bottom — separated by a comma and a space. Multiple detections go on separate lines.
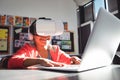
33, 19, 64, 36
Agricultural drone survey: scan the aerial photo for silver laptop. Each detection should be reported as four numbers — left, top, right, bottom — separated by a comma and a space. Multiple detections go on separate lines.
30, 8, 120, 72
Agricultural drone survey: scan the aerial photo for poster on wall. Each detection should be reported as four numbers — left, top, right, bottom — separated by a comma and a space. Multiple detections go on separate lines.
0, 26, 10, 54
23, 17, 30, 27
6, 15, 14, 26
13, 27, 31, 53
15, 16, 23, 26
0, 15, 6, 25
30, 17, 36, 25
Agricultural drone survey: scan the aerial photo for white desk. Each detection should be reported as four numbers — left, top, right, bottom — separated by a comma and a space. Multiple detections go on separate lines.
0, 65, 120, 80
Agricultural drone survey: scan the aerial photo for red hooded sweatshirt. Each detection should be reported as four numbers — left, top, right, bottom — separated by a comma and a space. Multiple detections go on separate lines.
8, 43, 71, 69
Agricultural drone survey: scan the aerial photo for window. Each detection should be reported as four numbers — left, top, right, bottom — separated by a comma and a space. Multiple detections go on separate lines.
84, 2, 94, 22
78, 21, 93, 55
106, 0, 118, 14
94, 0, 106, 19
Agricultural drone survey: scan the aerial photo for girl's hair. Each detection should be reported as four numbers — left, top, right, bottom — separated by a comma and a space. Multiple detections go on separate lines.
29, 19, 37, 35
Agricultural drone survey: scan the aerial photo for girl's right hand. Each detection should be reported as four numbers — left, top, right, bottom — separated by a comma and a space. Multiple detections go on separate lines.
38, 58, 65, 67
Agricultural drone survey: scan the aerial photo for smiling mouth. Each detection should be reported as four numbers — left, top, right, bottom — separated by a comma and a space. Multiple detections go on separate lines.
40, 41, 46, 44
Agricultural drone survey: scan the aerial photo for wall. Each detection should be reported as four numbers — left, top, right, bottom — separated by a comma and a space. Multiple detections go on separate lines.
0, 0, 79, 54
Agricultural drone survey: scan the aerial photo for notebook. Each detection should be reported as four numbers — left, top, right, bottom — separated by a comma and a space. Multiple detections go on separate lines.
30, 8, 120, 72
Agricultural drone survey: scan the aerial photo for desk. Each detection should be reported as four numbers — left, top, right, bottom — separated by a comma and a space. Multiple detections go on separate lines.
0, 65, 120, 80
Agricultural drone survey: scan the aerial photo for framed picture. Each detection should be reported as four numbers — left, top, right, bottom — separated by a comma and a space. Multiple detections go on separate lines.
52, 32, 74, 52
0, 26, 10, 54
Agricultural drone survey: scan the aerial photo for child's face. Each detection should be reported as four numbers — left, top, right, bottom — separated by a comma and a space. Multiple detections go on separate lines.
33, 35, 51, 48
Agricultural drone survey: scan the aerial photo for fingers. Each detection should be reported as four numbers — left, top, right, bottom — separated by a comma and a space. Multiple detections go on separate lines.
40, 58, 65, 67
48, 60, 65, 67
71, 56, 81, 64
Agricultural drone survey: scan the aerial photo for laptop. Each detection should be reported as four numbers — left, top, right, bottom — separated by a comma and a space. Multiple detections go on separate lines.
29, 8, 120, 72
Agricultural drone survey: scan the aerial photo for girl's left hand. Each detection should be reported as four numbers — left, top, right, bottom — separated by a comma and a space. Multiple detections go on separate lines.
70, 56, 81, 64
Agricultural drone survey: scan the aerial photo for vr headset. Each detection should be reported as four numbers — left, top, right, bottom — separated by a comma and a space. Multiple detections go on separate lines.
29, 18, 64, 36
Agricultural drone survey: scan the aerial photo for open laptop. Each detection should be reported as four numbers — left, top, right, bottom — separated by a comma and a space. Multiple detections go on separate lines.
29, 8, 120, 72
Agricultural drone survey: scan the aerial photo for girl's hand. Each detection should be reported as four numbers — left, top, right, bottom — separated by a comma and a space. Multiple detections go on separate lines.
70, 56, 81, 64
39, 58, 65, 67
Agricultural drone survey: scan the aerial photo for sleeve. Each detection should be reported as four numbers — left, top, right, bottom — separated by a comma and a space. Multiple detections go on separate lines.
8, 44, 38, 69
50, 45, 71, 64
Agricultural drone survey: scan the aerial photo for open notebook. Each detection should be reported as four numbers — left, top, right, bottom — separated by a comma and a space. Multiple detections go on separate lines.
29, 8, 120, 72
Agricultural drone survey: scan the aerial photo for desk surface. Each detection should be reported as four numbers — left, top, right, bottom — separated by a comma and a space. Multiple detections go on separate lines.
0, 65, 120, 80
